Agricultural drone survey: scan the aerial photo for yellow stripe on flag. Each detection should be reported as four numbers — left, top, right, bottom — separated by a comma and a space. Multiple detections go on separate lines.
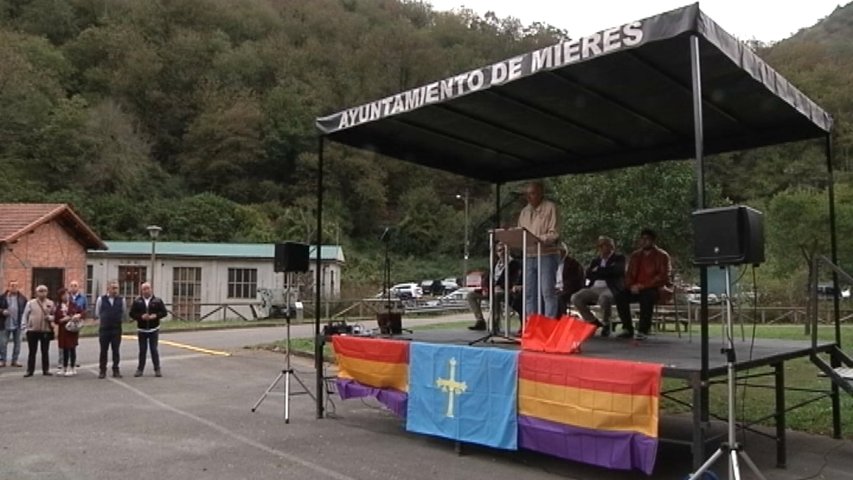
337, 355, 408, 392
518, 378, 658, 438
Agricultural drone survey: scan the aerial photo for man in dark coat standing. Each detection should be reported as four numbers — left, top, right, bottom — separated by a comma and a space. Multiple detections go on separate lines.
95, 281, 126, 378
129, 282, 168, 377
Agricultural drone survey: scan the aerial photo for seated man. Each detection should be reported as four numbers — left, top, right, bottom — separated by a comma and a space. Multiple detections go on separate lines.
467, 244, 521, 331
571, 236, 625, 337
556, 243, 585, 318
615, 229, 672, 340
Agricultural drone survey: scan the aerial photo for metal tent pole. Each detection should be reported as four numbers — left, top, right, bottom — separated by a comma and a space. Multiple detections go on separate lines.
315, 136, 325, 419
826, 132, 842, 438
690, 34, 711, 468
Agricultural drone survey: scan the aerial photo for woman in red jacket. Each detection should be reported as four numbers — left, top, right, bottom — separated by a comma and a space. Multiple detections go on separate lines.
55, 288, 83, 376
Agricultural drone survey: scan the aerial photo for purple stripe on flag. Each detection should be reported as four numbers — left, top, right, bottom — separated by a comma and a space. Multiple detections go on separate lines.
336, 378, 408, 418
518, 415, 658, 475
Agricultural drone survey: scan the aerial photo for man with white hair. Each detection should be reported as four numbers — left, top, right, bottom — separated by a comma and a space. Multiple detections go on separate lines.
571, 236, 626, 337
22, 285, 55, 377
129, 282, 168, 377
517, 180, 561, 319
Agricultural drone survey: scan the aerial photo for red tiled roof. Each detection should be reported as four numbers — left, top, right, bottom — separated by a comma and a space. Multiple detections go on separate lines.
0, 203, 107, 250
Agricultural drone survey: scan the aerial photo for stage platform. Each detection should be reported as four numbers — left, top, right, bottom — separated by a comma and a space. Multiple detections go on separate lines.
371, 327, 838, 470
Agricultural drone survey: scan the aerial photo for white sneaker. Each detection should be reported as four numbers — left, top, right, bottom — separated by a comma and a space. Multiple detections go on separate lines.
64, 369, 73, 377
57, 367, 66, 375
71, 368, 77, 376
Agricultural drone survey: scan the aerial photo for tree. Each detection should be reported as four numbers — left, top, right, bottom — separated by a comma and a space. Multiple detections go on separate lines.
551, 161, 699, 271
766, 185, 853, 275
178, 88, 265, 200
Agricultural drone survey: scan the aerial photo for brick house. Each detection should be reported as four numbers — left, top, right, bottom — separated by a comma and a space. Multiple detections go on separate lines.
0, 203, 106, 297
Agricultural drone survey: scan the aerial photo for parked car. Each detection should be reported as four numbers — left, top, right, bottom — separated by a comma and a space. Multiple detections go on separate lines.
439, 287, 472, 304
816, 284, 851, 299
390, 282, 423, 298
683, 285, 721, 305
425, 287, 474, 307
420, 279, 459, 296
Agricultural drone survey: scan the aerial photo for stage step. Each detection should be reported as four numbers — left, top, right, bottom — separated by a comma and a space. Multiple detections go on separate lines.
812, 353, 853, 395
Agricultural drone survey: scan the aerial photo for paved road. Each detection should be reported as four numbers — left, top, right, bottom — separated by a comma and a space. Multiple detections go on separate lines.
1, 317, 851, 480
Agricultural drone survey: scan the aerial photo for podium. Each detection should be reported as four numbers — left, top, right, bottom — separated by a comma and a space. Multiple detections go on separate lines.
469, 227, 544, 345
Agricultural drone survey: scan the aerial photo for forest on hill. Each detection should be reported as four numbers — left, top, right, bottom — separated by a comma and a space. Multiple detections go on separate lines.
1, 0, 852, 299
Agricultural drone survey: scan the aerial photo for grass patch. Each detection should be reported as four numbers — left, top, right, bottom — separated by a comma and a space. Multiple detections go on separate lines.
659, 323, 853, 438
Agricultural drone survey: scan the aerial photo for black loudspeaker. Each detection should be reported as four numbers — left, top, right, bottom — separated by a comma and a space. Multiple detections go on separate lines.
692, 206, 765, 266
274, 242, 310, 272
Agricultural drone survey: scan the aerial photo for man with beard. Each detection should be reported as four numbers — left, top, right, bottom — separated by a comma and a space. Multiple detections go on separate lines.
615, 229, 671, 340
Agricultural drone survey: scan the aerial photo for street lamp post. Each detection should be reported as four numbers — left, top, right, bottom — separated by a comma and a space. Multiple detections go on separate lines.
146, 225, 162, 289
456, 189, 469, 287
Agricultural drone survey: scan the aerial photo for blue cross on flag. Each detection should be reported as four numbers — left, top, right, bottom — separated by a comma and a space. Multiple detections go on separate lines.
406, 342, 518, 450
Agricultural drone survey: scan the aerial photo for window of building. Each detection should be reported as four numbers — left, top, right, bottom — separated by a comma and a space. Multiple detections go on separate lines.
86, 264, 94, 314
227, 268, 257, 299
173, 267, 202, 321
118, 265, 147, 305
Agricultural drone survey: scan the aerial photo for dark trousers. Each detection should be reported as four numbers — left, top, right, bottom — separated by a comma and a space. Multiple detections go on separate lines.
99, 330, 122, 372
26, 331, 51, 374
62, 348, 76, 368
615, 288, 658, 335
137, 330, 160, 371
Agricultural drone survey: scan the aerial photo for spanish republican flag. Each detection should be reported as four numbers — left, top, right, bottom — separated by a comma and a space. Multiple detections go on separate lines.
332, 336, 409, 417
517, 351, 662, 475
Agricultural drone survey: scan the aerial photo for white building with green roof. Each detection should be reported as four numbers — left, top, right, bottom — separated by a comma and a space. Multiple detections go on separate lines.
87, 242, 344, 321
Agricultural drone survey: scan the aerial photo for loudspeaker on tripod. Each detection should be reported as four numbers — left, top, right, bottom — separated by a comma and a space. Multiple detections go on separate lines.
692, 205, 764, 266
274, 242, 310, 273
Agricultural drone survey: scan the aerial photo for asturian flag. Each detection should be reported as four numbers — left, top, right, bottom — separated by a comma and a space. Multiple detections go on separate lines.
406, 343, 518, 450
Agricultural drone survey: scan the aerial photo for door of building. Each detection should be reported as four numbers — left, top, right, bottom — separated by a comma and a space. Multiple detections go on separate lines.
31, 268, 64, 298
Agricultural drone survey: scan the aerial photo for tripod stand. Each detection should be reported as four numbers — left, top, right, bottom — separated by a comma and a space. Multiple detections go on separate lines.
687, 266, 766, 480
251, 272, 315, 423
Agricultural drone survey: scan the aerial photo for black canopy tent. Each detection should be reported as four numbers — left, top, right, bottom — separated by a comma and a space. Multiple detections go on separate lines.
311, 0, 839, 463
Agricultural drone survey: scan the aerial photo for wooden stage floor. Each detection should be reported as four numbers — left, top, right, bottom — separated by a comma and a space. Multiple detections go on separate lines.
402, 327, 835, 378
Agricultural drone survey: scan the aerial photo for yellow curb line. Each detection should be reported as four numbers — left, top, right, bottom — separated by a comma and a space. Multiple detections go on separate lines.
121, 335, 232, 357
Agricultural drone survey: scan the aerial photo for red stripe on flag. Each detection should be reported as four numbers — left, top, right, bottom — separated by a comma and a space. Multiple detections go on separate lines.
518, 351, 661, 397
332, 336, 409, 364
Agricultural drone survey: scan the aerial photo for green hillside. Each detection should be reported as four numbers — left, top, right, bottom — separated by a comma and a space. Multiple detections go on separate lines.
1, 0, 851, 295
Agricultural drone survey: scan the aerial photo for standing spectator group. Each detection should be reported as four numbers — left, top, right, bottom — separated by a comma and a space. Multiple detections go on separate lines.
0, 279, 170, 378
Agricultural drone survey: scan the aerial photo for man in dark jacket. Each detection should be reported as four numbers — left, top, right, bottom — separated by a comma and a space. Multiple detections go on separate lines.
556, 243, 585, 318
1, 280, 28, 367
129, 282, 168, 377
95, 281, 126, 378
467, 244, 522, 331
571, 236, 626, 337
